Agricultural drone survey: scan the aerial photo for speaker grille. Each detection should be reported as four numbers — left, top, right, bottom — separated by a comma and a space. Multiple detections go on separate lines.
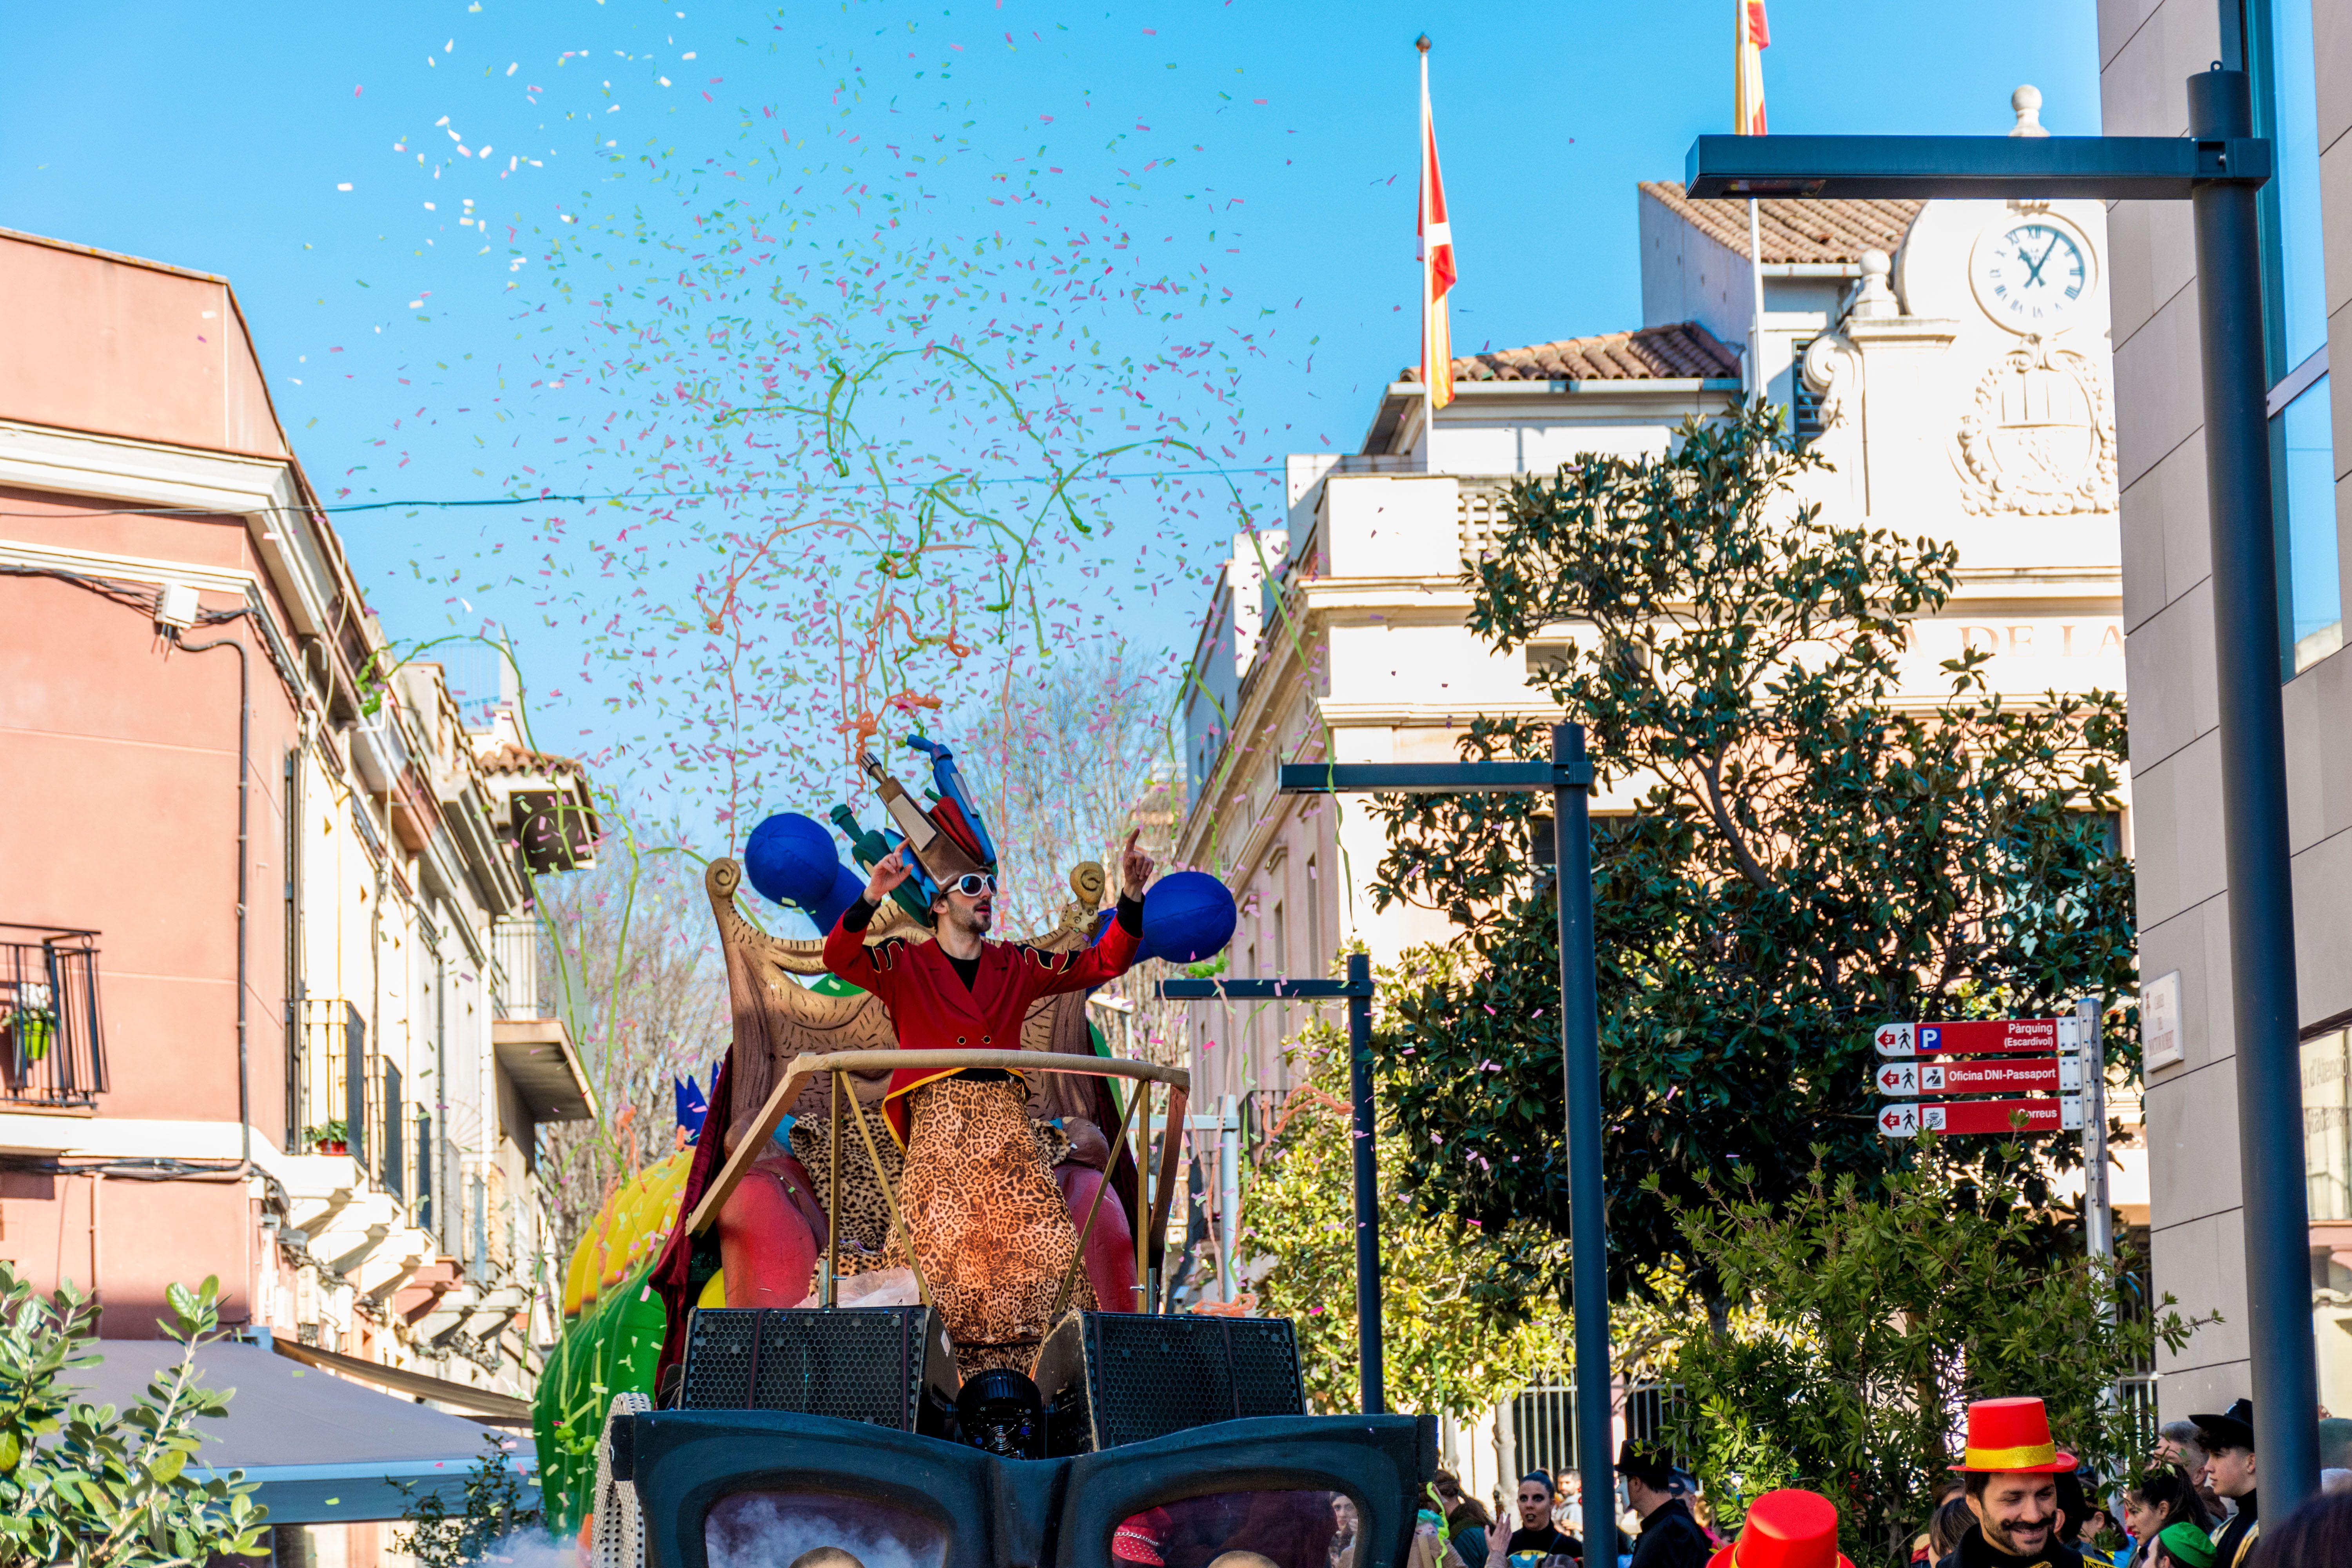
1081, 1315, 1305, 1448
1224, 1319, 1307, 1417
681, 1308, 937, 1430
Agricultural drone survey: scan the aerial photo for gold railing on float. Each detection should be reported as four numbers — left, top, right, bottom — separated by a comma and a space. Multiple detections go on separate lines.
685, 1049, 1191, 1316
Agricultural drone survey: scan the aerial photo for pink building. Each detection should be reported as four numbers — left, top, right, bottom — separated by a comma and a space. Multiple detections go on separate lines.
0, 227, 596, 1556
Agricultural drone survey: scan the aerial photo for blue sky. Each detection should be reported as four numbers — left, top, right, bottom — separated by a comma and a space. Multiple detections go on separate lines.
0, 0, 2103, 837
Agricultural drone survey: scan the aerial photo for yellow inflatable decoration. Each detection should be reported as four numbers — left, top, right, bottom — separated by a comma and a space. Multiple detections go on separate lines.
563, 1149, 699, 1322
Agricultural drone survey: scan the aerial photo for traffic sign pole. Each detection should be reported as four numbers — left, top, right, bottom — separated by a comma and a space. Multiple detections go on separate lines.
2081, 995, 2111, 1271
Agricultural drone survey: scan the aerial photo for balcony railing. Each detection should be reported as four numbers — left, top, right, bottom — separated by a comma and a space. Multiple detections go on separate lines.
0, 928, 109, 1108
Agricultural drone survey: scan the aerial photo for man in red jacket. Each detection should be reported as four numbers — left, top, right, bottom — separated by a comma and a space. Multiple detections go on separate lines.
822, 831, 1154, 1368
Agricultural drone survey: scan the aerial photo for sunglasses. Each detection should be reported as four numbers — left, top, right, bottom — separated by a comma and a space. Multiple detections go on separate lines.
948, 873, 998, 897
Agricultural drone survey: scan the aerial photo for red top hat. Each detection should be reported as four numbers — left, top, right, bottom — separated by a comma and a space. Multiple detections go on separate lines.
1949, 1397, 2078, 1473
1705, 1490, 1852, 1568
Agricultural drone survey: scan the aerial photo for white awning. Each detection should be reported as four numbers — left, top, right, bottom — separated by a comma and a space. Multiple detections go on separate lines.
68, 1340, 537, 1524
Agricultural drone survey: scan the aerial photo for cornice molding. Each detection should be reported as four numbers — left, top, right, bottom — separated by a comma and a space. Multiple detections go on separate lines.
0, 417, 339, 642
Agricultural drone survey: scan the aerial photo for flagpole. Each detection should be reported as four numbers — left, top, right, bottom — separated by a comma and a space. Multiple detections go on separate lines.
1418, 34, 1436, 470
1748, 197, 1766, 405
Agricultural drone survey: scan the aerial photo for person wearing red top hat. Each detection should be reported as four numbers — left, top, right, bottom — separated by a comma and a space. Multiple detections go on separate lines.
1708, 1489, 1852, 1568
1938, 1397, 2084, 1568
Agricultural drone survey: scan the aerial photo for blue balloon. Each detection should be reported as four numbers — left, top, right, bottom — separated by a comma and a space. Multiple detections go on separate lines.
1137, 870, 1238, 965
745, 812, 865, 931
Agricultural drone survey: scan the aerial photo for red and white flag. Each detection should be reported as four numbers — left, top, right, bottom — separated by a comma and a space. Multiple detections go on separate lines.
1735, 0, 1770, 135
1418, 44, 1457, 411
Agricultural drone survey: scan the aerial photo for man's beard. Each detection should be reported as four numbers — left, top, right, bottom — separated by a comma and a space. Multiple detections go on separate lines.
1985, 1516, 2050, 1555
947, 900, 994, 936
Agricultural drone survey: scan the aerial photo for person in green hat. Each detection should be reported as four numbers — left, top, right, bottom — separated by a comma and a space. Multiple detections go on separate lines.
2146, 1522, 2215, 1568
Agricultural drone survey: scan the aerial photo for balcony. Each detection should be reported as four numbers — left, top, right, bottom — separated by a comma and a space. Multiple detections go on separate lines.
0, 926, 109, 1109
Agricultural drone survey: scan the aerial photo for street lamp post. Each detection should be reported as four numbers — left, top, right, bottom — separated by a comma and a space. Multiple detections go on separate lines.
1686, 72, 2319, 1512
1160, 956, 1381, 1411
1275, 724, 1613, 1521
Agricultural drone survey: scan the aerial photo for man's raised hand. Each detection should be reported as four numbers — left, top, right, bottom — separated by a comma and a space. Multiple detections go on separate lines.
1119, 829, 1155, 901
865, 846, 913, 902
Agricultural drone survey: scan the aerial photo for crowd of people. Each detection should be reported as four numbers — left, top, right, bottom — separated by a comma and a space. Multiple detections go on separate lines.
1391, 1395, 2352, 1568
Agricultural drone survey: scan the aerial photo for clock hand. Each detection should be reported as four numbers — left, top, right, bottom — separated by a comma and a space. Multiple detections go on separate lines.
2021, 233, 2063, 289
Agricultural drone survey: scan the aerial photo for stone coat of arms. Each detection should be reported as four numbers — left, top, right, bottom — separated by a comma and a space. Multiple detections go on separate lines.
1953, 336, 2118, 515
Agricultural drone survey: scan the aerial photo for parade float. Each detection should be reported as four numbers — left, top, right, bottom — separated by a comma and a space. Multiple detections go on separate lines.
539, 735, 1433, 1568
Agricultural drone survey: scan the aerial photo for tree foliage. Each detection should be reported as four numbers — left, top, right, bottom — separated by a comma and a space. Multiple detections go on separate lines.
396, 1432, 546, 1568
1367, 405, 2137, 1300
0, 1265, 269, 1568
1658, 1153, 2189, 1568
1247, 1020, 1568, 1421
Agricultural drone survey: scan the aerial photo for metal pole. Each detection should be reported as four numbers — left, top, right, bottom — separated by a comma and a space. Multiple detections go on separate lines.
1348, 950, 1384, 1415
2079, 996, 2112, 1272
1747, 198, 1766, 404
1552, 724, 1613, 1513
1218, 1093, 1241, 1301
2189, 64, 2319, 1519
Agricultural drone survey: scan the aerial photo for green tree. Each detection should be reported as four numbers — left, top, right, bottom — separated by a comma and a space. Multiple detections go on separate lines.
1367, 404, 2136, 1301
396, 1432, 546, 1568
1247, 1020, 1569, 1421
1657, 1151, 2190, 1568
0, 1265, 269, 1568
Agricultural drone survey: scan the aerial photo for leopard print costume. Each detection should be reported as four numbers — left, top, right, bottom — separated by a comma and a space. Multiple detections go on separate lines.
889, 1074, 1094, 1378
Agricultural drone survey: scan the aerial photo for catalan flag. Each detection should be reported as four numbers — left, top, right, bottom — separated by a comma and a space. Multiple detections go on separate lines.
1735, 0, 1770, 136
1418, 39, 1457, 412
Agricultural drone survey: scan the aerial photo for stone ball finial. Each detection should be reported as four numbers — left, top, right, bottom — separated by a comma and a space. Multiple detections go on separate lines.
1854, 249, 1896, 318
2010, 84, 2049, 137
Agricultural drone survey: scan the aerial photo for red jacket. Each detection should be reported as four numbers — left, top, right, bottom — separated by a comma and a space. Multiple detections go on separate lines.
822, 897, 1143, 1142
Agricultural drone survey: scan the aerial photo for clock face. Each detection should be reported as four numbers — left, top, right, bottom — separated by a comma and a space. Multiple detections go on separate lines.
1971, 218, 2093, 332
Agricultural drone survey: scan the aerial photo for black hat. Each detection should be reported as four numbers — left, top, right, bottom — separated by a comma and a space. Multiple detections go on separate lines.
1617, 1439, 1674, 1490
2190, 1398, 2255, 1452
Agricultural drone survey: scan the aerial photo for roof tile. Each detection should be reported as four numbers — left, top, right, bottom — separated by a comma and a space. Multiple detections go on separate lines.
1404, 321, 1741, 385
1638, 181, 1922, 265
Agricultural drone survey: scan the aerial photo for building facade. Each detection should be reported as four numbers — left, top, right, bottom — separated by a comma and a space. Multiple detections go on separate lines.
2096, 0, 2352, 1418
0, 226, 596, 1504
1178, 96, 2132, 1140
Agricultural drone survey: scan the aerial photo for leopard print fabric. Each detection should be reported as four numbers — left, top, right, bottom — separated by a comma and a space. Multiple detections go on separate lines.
786, 1116, 900, 1275
889, 1074, 1092, 1378
790, 1094, 1072, 1278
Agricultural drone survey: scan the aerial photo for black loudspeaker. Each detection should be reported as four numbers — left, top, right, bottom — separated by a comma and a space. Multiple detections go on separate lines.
1032, 1311, 1305, 1454
679, 1307, 959, 1438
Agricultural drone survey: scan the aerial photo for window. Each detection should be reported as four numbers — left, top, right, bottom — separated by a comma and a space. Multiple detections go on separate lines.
1525, 642, 1572, 676
2249, 0, 2341, 674
2304, 1028, 2351, 1221
2278, 375, 2341, 669
1305, 857, 1323, 978
383, 1061, 404, 1201
1791, 336, 1826, 441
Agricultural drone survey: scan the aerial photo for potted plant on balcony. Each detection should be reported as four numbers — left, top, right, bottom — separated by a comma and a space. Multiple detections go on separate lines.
306, 1120, 350, 1156
2, 981, 56, 1064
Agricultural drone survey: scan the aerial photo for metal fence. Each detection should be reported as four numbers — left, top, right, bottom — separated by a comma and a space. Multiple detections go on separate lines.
1510, 1379, 1687, 1483
0, 931, 109, 1107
